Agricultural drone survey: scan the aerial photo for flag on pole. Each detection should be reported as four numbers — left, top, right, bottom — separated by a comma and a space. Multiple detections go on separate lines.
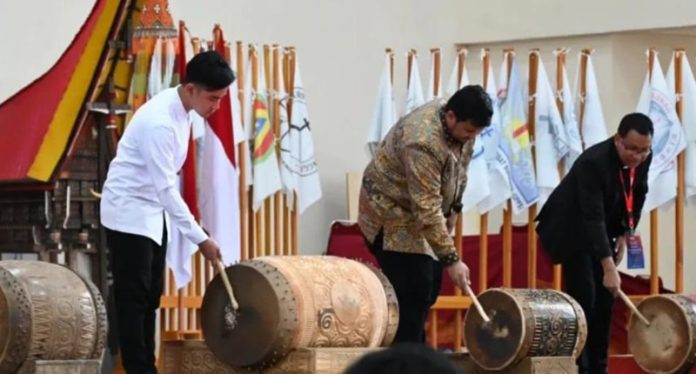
426, 50, 441, 101
252, 51, 282, 210
577, 53, 608, 148
444, 50, 469, 97
366, 53, 397, 155
637, 52, 687, 211
533, 56, 569, 204
498, 52, 539, 214
404, 52, 425, 115
284, 58, 322, 213
666, 52, 696, 205
558, 51, 583, 174
241, 52, 254, 190
477, 55, 512, 213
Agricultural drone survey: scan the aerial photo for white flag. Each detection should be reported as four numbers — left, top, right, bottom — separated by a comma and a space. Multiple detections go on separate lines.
405, 54, 425, 115
251, 52, 282, 210
534, 57, 569, 204
666, 53, 696, 205
559, 55, 583, 174
477, 57, 512, 213
426, 51, 442, 101
498, 53, 539, 214
286, 59, 322, 213
578, 54, 608, 148
460, 136, 490, 213
366, 54, 397, 155
444, 51, 469, 98
637, 54, 687, 211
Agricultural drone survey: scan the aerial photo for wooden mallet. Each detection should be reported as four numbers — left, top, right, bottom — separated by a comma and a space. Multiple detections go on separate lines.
465, 284, 490, 323
617, 289, 650, 326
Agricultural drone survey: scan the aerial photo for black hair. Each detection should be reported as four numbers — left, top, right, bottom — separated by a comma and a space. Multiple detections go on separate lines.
344, 343, 458, 374
184, 50, 235, 90
443, 85, 493, 128
618, 112, 654, 137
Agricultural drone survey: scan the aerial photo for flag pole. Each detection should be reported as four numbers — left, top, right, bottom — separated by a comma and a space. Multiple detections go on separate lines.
263, 45, 273, 257
288, 47, 299, 256
674, 48, 685, 293
407, 49, 416, 90
281, 49, 292, 256
480, 49, 490, 293
647, 48, 659, 295
236, 41, 249, 261
272, 44, 283, 257
250, 44, 262, 259
578, 50, 590, 150
527, 49, 539, 289
552, 48, 566, 291
502, 49, 514, 288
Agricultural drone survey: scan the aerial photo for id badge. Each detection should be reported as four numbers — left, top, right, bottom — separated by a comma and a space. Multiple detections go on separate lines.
626, 233, 645, 270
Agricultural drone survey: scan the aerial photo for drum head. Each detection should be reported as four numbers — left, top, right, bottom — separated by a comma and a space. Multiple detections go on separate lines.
464, 289, 524, 371
629, 295, 694, 374
201, 262, 297, 369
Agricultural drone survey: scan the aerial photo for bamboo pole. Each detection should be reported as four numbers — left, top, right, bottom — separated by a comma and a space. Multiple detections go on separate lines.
236, 41, 249, 261
431, 48, 441, 96
502, 49, 514, 288
272, 45, 282, 257
250, 45, 262, 259
287, 47, 299, 256
263, 45, 273, 256
407, 49, 416, 89
552, 48, 566, 291
647, 48, 659, 295
281, 50, 291, 256
578, 50, 590, 151
480, 49, 490, 292
674, 49, 685, 293
527, 49, 539, 289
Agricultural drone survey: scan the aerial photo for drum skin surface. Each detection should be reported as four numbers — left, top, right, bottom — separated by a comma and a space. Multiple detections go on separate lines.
629, 294, 696, 374
464, 288, 587, 371
201, 255, 398, 369
0, 260, 107, 373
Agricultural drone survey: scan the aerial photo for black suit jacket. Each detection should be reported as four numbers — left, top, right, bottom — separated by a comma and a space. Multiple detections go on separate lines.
536, 138, 652, 264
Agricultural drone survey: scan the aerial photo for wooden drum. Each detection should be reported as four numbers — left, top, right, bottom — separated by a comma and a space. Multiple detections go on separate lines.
201, 255, 398, 369
628, 294, 696, 374
0, 260, 107, 373
464, 288, 587, 371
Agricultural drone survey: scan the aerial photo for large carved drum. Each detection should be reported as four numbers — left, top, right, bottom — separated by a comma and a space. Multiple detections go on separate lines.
464, 288, 587, 371
628, 294, 696, 374
201, 256, 398, 369
0, 260, 107, 373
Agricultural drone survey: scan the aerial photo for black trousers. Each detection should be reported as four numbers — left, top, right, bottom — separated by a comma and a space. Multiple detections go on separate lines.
562, 252, 615, 374
106, 226, 167, 374
367, 231, 443, 344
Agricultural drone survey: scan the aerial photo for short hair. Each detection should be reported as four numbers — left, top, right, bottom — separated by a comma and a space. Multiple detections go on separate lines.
344, 343, 458, 374
618, 112, 654, 137
443, 85, 493, 128
184, 50, 235, 90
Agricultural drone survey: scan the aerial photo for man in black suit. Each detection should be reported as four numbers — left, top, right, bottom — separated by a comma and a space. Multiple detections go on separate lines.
536, 113, 653, 374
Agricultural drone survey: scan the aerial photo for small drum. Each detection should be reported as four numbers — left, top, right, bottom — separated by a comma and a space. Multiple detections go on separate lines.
201, 256, 398, 369
628, 294, 696, 374
464, 288, 587, 371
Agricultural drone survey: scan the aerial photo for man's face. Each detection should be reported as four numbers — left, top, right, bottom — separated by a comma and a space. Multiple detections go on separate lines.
614, 130, 652, 168
186, 84, 228, 118
445, 110, 483, 143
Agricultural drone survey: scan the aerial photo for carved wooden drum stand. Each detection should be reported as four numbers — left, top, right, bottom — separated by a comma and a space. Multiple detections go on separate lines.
0, 260, 107, 373
628, 294, 696, 374
464, 288, 587, 371
201, 255, 398, 370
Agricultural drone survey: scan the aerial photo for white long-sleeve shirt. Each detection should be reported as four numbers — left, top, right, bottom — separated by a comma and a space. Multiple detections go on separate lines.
101, 87, 207, 246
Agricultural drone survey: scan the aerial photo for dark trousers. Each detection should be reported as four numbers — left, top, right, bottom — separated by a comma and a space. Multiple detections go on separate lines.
367, 231, 443, 343
106, 226, 167, 374
562, 252, 615, 374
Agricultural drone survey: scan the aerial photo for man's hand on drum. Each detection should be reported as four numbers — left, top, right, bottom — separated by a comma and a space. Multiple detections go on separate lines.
447, 260, 471, 294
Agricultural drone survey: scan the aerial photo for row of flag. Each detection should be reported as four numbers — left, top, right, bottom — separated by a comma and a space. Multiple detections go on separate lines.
131, 23, 322, 288
368, 48, 696, 217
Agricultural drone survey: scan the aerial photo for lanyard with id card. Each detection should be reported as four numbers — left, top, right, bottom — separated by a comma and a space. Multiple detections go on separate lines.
620, 167, 644, 269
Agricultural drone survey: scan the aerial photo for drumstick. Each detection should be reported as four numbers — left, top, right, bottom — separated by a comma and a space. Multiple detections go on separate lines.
465, 284, 490, 323
216, 261, 239, 310
617, 289, 649, 326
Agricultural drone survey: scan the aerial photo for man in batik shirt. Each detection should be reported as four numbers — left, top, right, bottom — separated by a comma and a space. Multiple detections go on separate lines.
359, 85, 493, 343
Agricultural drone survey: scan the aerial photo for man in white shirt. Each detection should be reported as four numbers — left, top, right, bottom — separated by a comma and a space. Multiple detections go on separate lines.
100, 51, 233, 374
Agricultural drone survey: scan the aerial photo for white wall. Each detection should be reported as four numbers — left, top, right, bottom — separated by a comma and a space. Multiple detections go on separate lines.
2, 1, 696, 291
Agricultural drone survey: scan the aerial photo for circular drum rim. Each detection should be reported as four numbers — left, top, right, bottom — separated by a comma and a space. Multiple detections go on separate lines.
464, 287, 527, 371
0, 264, 32, 373
629, 294, 696, 374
